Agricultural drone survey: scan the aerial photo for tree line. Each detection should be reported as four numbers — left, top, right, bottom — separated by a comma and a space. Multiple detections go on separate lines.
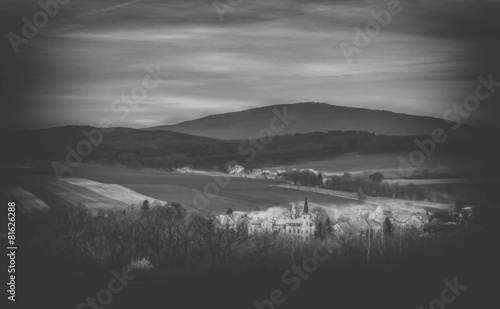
280, 170, 469, 204
2, 126, 483, 175
19, 201, 495, 284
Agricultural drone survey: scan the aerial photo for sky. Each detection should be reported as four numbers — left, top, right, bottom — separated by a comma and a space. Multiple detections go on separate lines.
1, 0, 500, 129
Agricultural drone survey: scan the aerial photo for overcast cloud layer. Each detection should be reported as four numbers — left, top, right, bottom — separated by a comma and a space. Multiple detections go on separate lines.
1, 0, 500, 129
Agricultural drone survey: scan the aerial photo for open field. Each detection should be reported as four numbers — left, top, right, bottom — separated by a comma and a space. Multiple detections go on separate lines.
274, 184, 452, 211
69, 163, 368, 213
0, 181, 125, 212
0, 186, 50, 213
384, 178, 495, 185
62, 178, 167, 207
271, 152, 482, 177
0, 165, 167, 212
1, 163, 367, 214
3, 162, 495, 214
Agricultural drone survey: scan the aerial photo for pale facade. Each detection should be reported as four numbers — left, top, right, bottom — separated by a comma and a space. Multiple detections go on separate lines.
247, 213, 315, 240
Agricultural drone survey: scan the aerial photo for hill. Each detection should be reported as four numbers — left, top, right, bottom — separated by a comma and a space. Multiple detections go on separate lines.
148, 102, 475, 140
1, 126, 486, 174
0, 173, 167, 213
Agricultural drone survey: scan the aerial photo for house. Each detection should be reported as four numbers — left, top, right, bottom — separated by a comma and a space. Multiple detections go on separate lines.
253, 169, 263, 176
244, 198, 317, 240
369, 204, 393, 222
393, 212, 413, 226
462, 206, 473, 213
285, 219, 303, 236
261, 219, 274, 233
217, 214, 250, 232
248, 219, 263, 234
353, 206, 373, 218
377, 204, 394, 213
299, 168, 319, 175
393, 212, 428, 229
369, 210, 386, 223
228, 164, 245, 175
175, 167, 192, 173
273, 219, 287, 233
285, 213, 316, 240
461, 206, 474, 220
248, 213, 315, 240
285, 214, 316, 240
365, 219, 383, 233
333, 220, 370, 237
333, 218, 386, 237
216, 211, 248, 228
231, 211, 247, 221
216, 215, 235, 227
333, 222, 351, 236
412, 211, 430, 224
262, 170, 278, 178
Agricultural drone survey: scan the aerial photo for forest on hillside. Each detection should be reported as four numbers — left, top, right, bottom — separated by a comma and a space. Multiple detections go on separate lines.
1, 127, 484, 174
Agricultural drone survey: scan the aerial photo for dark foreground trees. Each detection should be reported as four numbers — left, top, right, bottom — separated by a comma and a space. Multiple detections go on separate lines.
20, 203, 495, 285
383, 217, 394, 234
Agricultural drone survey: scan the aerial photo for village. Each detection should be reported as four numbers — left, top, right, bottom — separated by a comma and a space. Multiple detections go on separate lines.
174, 163, 476, 240
215, 197, 473, 240
174, 164, 285, 179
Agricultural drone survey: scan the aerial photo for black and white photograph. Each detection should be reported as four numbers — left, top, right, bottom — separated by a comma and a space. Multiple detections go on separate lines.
1, 0, 500, 308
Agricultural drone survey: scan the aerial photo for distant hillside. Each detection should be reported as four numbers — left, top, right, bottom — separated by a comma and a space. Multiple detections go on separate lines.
0, 126, 489, 175
0, 126, 221, 168
147, 102, 475, 140
0, 175, 167, 213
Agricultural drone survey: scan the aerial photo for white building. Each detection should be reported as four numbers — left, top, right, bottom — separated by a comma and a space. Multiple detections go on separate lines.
228, 164, 245, 175
247, 212, 315, 240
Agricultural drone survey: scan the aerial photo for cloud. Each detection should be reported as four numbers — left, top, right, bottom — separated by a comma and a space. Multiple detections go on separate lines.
2, 0, 500, 129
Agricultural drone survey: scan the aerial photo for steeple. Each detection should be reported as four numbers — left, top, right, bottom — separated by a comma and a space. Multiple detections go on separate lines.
304, 197, 309, 214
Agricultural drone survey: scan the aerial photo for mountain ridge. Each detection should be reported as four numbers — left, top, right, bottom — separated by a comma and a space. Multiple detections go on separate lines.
146, 102, 475, 140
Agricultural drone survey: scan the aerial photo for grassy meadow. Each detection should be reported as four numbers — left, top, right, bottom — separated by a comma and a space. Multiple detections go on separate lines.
71, 163, 367, 213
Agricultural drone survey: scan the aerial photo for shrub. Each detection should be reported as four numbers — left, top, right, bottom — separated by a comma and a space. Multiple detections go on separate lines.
126, 257, 153, 273
357, 189, 367, 201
